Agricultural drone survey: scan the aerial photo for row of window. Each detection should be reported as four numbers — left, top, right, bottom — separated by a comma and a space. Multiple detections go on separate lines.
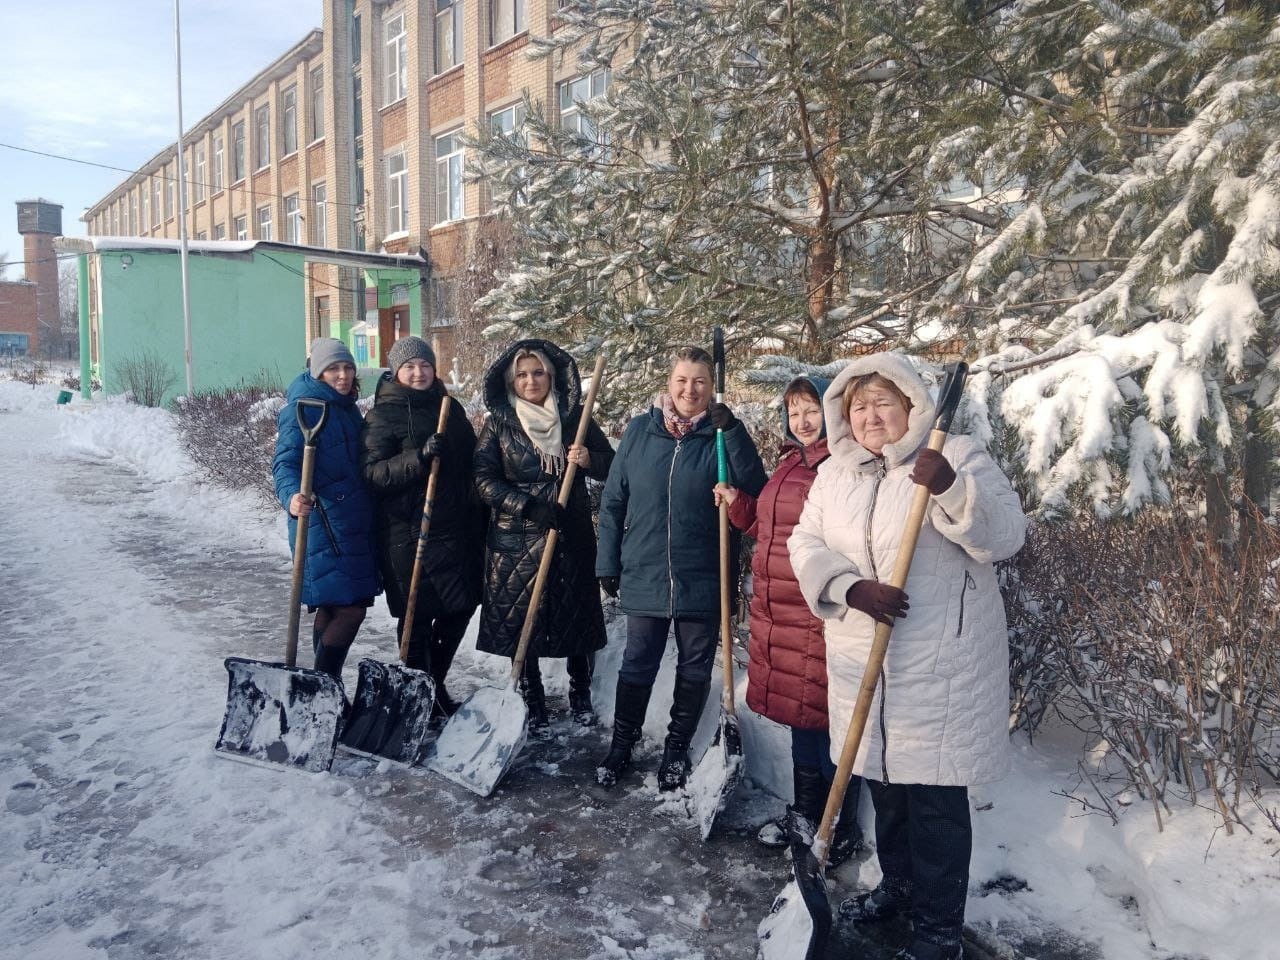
100, 64, 608, 241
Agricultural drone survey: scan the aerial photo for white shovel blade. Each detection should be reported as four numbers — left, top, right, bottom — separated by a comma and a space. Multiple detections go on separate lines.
756, 880, 815, 960
690, 713, 744, 840
427, 683, 527, 797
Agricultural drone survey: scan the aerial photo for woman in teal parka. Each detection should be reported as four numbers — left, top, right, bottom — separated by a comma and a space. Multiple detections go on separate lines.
272, 337, 380, 680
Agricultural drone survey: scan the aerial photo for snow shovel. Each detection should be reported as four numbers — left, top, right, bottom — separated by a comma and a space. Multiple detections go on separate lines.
215, 398, 347, 774
756, 361, 969, 960
429, 354, 607, 797
691, 325, 745, 840
340, 396, 453, 765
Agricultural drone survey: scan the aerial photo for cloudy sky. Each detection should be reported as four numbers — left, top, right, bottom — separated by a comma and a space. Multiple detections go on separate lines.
0, 0, 321, 279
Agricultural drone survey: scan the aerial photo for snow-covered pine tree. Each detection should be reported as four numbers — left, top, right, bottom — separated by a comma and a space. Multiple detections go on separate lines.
944, 1, 1280, 540
471, 0, 1010, 416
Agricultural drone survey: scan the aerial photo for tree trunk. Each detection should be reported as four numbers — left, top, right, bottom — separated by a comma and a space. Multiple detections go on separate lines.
1240, 404, 1272, 559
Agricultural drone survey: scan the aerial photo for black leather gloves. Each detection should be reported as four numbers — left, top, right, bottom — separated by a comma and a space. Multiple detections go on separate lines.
846, 580, 910, 625
420, 432, 449, 464
911, 448, 956, 495
708, 401, 738, 431
524, 499, 566, 532
599, 576, 620, 599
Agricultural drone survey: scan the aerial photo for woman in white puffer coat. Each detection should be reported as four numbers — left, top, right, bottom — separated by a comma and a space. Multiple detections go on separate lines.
788, 352, 1026, 960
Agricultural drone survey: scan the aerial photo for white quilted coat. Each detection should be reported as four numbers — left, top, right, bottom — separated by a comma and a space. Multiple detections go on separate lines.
788, 353, 1027, 786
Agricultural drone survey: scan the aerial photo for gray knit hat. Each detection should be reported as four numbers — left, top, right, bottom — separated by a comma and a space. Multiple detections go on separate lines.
387, 335, 437, 377
309, 337, 355, 376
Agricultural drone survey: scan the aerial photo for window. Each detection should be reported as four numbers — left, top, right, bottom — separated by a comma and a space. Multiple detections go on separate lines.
384, 11, 407, 104
490, 101, 527, 142
166, 165, 176, 218
142, 191, 150, 232
436, 0, 463, 73
282, 86, 298, 155
234, 215, 248, 240
285, 194, 302, 243
194, 144, 206, 202
213, 222, 226, 241
152, 178, 162, 227
124, 194, 133, 234
232, 121, 246, 181
195, 231, 207, 241
112, 206, 119, 235
351, 11, 362, 66
386, 149, 408, 233
559, 68, 611, 144
490, 0, 525, 45
213, 134, 224, 191
434, 131, 464, 223
257, 204, 272, 240
255, 105, 270, 169
312, 182, 328, 246
315, 295, 331, 337
353, 76, 363, 136
309, 66, 324, 141
354, 139, 366, 204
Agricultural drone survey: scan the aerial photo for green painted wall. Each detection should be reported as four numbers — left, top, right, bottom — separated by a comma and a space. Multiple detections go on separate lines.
97, 248, 308, 404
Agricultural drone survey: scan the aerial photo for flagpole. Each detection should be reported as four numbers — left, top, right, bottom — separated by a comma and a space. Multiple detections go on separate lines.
175, 0, 194, 395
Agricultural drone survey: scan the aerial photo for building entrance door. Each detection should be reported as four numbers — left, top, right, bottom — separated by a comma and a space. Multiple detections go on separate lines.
378, 307, 406, 366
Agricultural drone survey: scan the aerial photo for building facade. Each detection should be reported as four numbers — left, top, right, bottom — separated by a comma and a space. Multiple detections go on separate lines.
83, 0, 608, 374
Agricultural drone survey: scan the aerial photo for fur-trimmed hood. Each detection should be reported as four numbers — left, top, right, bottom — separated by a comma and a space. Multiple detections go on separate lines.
823, 352, 935, 472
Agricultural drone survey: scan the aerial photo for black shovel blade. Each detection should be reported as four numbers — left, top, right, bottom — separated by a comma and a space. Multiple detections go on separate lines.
691, 710, 745, 840
215, 657, 344, 773
756, 812, 832, 960
339, 659, 437, 766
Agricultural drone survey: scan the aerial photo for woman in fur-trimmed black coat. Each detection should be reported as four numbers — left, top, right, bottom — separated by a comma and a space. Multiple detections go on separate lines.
473, 338, 613, 738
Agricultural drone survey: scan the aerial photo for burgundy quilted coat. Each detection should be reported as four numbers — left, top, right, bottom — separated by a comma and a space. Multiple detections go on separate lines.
728, 438, 831, 730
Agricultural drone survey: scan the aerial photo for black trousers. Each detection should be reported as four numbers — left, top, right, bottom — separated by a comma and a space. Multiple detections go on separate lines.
867, 780, 971, 949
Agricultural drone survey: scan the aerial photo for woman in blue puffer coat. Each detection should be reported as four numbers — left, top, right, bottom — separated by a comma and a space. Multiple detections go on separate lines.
595, 344, 768, 790
272, 337, 381, 680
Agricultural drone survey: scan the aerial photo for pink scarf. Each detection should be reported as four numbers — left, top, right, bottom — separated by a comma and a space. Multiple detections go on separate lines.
659, 393, 707, 439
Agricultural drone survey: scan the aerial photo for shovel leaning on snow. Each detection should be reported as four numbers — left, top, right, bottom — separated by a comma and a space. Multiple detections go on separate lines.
756, 361, 969, 960
691, 324, 745, 839
339, 397, 452, 765
428, 354, 607, 797
215, 398, 347, 774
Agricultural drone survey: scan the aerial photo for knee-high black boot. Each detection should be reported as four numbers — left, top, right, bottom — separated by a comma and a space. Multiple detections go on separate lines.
568, 654, 596, 726
828, 774, 864, 868
596, 680, 652, 788
657, 676, 711, 792
430, 611, 470, 718
519, 657, 550, 740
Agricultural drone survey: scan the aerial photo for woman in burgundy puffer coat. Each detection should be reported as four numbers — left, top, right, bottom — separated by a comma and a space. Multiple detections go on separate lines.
714, 375, 862, 865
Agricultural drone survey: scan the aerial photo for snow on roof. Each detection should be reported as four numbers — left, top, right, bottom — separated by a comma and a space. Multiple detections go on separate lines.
54, 236, 427, 270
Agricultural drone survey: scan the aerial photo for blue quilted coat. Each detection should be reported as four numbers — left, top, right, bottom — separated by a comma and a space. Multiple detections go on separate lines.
272, 371, 380, 607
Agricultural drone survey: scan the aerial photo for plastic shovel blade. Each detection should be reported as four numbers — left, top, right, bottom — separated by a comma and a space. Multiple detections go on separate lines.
215, 657, 345, 773
691, 710, 744, 840
426, 683, 528, 797
338, 659, 437, 766
756, 813, 831, 960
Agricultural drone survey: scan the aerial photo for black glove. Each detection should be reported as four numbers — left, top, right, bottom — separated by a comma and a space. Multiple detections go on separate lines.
420, 432, 449, 464
708, 401, 738, 431
599, 576, 620, 599
845, 580, 910, 625
911, 448, 956, 496
524, 499, 566, 532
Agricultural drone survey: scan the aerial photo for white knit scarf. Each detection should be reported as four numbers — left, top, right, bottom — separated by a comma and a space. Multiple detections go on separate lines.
508, 349, 565, 477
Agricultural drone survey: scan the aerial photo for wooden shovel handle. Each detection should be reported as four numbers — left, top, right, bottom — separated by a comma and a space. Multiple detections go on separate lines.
285, 399, 328, 668
510, 353, 607, 684
399, 395, 452, 664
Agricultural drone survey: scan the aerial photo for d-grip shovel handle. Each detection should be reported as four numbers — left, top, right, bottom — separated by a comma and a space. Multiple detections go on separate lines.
812, 361, 969, 862
399, 396, 452, 663
510, 353, 607, 685
285, 398, 329, 667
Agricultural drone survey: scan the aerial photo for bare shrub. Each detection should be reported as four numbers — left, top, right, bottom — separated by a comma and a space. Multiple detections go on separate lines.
111, 349, 177, 407
174, 383, 283, 504
1004, 511, 1280, 834
5, 356, 49, 386
61, 370, 101, 392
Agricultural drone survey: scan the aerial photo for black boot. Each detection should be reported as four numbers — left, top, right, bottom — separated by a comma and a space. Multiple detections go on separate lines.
568, 654, 596, 726
313, 641, 349, 680
657, 676, 711, 792
828, 775, 864, 869
431, 611, 468, 720
838, 877, 913, 924
519, 658, 551, 740
761, 762, 826, 849
596, 680, 653, 788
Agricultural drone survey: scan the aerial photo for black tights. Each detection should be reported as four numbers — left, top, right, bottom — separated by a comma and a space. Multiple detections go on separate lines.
311, 605, 367, 680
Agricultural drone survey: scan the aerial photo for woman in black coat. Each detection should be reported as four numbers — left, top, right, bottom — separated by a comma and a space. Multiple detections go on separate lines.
361, 336, 482, 718
473, 338, 614, 739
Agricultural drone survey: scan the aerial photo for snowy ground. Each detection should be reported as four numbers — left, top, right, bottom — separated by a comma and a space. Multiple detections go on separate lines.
1, 380, 1276, 960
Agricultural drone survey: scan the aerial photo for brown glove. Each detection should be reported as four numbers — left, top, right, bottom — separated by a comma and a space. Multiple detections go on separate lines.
845, 580, 910, 625
911, 448, 956, 495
